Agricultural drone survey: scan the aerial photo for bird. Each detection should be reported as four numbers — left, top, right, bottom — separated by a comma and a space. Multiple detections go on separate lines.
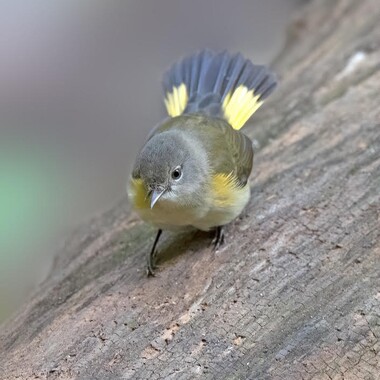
127, 50, 277, 275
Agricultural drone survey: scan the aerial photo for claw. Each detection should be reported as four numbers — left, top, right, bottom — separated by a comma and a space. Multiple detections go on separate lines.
212, 226, 225, 251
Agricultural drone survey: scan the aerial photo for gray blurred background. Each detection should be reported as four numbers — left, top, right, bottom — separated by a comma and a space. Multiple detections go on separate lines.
0, 0, 302, 321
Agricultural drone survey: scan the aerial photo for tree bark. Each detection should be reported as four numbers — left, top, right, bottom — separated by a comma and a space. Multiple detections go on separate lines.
1, 0, 380, 379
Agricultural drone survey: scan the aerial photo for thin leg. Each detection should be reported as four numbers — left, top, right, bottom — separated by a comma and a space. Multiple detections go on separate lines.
147, 229, 162, 276
212, 226, 225, 251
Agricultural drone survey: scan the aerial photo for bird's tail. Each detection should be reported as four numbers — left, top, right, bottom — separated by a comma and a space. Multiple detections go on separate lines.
162, 50, 277, 130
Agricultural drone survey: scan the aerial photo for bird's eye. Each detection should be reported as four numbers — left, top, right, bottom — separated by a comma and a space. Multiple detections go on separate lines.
171, 166, 182, 180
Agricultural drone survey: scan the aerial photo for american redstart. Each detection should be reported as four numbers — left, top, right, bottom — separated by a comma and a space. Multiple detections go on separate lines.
128, 50, 277, 275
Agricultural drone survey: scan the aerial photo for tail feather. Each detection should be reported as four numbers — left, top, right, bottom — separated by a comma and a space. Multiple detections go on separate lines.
197, 50, 213, 95
221, 52, 246, 99
211, 51, 230, 94
163, 50, 277, 130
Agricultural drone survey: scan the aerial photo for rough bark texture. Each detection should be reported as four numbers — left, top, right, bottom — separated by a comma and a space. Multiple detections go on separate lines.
1, 0, 380, 379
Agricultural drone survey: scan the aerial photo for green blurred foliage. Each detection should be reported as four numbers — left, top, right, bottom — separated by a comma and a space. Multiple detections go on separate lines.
0, 142, 63, 320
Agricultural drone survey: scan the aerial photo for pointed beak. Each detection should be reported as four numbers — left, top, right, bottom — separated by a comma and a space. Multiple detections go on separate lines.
150, 187, 166, 209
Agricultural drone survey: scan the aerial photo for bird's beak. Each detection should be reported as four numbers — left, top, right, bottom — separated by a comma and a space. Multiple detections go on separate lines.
150, 187, 166, 209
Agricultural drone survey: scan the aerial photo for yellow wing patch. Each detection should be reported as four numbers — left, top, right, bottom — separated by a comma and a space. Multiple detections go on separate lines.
128, 177, 149, 209
164, 83, 188, 117
211, 172, 244, 207
222, 85, 263, 130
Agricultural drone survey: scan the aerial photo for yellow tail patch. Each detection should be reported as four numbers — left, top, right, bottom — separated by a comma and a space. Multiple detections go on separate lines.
164, 83, 188, 117
222, 85, 263, 130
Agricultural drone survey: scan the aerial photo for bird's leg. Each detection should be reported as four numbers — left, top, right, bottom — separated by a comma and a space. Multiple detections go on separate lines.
212, 226, 225, 250
147, 229, 162, 276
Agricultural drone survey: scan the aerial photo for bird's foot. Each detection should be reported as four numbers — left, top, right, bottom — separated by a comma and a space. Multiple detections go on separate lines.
212, 226, 225, 251
146, 255, 157, 277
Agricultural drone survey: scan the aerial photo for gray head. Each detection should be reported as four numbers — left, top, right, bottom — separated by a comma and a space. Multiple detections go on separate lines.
132, 129, 208, 208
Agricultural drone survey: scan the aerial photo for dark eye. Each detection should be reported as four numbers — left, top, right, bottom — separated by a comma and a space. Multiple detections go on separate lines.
171, 166, 182, 180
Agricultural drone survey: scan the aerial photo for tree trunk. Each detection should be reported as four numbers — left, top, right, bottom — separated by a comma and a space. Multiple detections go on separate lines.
1, 0, 380, 379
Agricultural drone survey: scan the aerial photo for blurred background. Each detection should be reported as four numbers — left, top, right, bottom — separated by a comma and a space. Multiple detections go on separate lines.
0, 0, 303, 322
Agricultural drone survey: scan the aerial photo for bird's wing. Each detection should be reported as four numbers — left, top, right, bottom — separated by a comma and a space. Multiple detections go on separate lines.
219, 124, 254, 187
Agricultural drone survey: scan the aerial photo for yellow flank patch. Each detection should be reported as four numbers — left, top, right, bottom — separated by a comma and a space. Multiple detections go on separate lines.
211, 172, 242, 207
222, 85, 263, 130
164, 83, 188, 117
129, 177, 149, 209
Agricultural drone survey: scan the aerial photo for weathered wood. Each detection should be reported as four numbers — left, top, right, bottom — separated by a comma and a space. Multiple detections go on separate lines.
1, 0, 380, 379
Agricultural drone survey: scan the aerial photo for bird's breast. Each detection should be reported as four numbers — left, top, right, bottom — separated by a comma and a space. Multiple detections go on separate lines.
128, 174, 250, 231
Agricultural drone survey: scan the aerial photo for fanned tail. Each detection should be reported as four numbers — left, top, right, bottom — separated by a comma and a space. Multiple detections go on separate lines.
162, 50, 277, 130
